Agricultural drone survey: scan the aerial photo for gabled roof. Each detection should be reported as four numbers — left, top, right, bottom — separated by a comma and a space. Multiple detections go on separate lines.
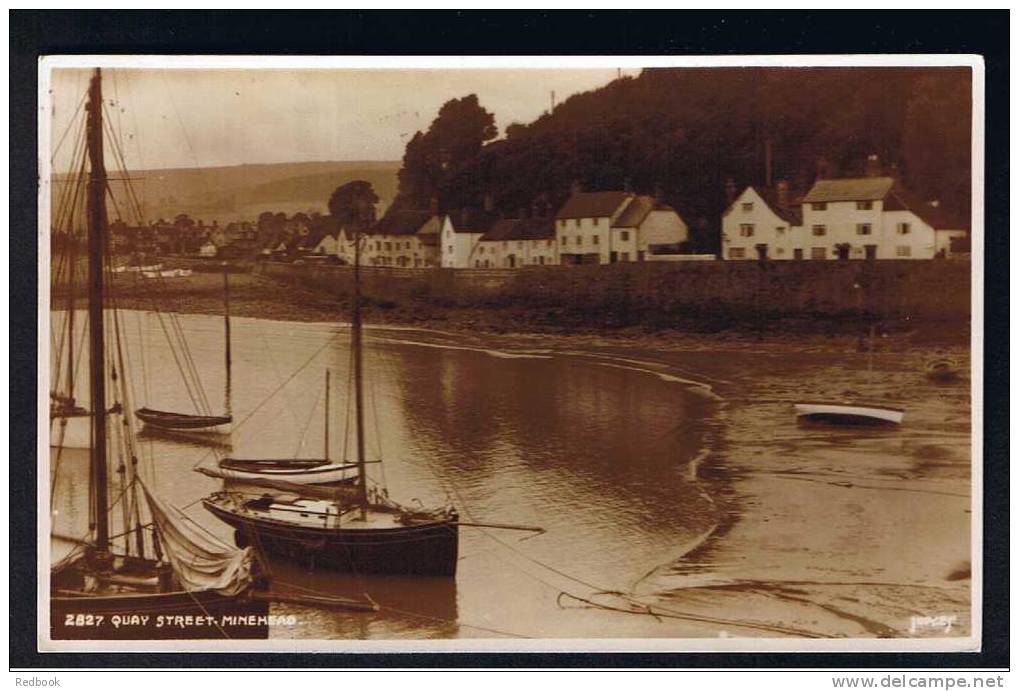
372, 210, 436, 236
753, 186, 803, 226
480, 217, 555, 242
555, 191, 632, 220
612, 195, 655, 228
802, 177, 896, 203
884, 184, 968, 230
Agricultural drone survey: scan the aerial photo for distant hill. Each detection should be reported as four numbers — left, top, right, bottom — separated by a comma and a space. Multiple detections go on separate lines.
52, 160, 399, 225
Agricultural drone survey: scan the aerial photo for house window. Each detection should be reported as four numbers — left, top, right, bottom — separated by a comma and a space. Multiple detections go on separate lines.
776, 247, 785, 256
576, 236, 582, 246
592, 235, 600, 245
546, 240, 552, 247
811, 247, 827, 260
479, 246, 484, 255
593, 218, 600, 226
856, 201, 873, 210
812, 225, 827, 236
897, 222, 911, 235
447, 245, 453, 254
856, 223, 872, 236
811, 202, 827, 211
728, 247, 746, 259
896, 245, 912, 257
742, 202, 754, 212
620, 231, 629, 242
574, 219, 581, 227
776, 226, 785, 234
740, 224, 755, 237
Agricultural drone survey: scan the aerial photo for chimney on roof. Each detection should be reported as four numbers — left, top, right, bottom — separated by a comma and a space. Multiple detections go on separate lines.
570, 179, 583, 195
724, 177, 737, 205
776, 179, 789, 209
865, 154, 882, 178
483, 192, 495, 213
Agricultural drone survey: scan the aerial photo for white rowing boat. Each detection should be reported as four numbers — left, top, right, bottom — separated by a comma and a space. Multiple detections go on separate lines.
794, 402, 905, 426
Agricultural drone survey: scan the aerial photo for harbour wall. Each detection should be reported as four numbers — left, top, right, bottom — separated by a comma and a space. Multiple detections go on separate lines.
256, 259, 971, 332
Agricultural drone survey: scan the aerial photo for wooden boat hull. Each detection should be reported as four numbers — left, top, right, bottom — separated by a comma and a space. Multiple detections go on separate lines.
51, 588, 270, 640
794, 402, 904, 426
210, 459, 360, 485
203, 499, 459, 577
135, 407, 232, 433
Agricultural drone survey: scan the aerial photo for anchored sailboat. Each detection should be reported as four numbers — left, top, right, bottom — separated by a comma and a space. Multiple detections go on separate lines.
202, 223, 459, 576
135, 263, 234, 433
198, 370, 361, 486
49, 69, 268, 640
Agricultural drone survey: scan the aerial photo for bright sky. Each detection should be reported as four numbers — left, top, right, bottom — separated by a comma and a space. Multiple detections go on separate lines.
48, 67, 639, 172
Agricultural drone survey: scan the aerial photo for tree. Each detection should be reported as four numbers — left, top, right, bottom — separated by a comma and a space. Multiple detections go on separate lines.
393, 94, 497, 210
328, 180, 379, 225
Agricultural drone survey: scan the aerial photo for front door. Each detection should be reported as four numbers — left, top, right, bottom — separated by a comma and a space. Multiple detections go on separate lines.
610, 251, 618, 263
865, 244, 877, 260
755, 243, 768, 261
793, 248, 803, 260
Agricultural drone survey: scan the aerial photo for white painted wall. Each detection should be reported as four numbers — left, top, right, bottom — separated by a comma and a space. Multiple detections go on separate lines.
441, 216, 485, 268
721, 188, 799, 260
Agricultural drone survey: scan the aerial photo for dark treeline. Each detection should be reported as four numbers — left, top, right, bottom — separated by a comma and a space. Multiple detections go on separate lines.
390, 68, 971, 252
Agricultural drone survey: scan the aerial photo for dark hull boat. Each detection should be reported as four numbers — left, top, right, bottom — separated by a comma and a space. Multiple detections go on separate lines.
136, 407, 232, 432
204, 492, 459, 576
51, 555, 268, 640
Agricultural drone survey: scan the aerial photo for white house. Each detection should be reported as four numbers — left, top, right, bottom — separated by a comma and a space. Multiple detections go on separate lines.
554, 191, 687, 265
198, 241, 218, 258
721, 182, 803, 260
440, 209, 500, 268
472, 217, 558, 268
364, 210, 442, 268
312, 232, 339, 257
801, 177, 967, 260
722, 176, 967, 261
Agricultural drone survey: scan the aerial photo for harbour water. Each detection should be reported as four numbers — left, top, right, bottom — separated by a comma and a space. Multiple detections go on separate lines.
49, 311, 972, 640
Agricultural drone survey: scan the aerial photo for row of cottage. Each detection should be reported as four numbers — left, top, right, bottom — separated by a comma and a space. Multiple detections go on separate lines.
296, 173, 968, 269
299, 190, 692, 269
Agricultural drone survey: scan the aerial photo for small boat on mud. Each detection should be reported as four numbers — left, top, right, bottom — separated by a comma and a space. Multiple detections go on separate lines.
794, 402, 905, 426
925, 357, 961, 383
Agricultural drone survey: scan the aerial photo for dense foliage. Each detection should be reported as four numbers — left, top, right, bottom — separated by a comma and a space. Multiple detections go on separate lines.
391, 68, 971, 251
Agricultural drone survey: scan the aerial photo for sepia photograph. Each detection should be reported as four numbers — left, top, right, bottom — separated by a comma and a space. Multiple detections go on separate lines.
37, 53, 983, 654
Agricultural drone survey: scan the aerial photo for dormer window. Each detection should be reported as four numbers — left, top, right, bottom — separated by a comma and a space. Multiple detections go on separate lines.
811, 202, 828, 211
574, 219, 581, 227
593, 218, 599, 226
856, 201, 874, 210
742, 202, 754, 212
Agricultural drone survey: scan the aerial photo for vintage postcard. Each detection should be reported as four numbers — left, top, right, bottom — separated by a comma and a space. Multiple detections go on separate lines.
38, 54, 983, 653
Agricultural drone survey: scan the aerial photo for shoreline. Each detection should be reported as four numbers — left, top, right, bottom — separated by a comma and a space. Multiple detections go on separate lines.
98, 271, 971, 356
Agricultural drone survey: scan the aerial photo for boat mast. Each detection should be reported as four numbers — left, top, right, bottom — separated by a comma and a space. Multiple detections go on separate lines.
223, 261, 232, 416
86, 68, 111, 556
323, 369, 330, 462
352, 226, 368, 513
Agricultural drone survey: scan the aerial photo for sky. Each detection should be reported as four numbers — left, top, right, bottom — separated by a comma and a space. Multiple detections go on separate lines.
48, 67, 639, 172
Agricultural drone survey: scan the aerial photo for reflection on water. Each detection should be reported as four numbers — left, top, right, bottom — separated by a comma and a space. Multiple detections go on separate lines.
49, 311, 971, 640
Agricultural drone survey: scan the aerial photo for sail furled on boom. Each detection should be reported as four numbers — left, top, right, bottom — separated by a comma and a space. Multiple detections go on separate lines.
140, 481, 256, 596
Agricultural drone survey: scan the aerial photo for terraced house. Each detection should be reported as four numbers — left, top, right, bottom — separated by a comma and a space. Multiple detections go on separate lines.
554, 191, 688, 265
363, 210, 442, 268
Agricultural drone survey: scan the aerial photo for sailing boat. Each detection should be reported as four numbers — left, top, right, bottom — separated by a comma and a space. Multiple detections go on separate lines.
134, 263, 233, 433
49, 69, 268, 640
202, 224, 460, 576
198, 370, 361, 486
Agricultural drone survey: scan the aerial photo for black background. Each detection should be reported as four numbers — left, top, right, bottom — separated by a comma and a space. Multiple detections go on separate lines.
9, 10, 1009, 669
